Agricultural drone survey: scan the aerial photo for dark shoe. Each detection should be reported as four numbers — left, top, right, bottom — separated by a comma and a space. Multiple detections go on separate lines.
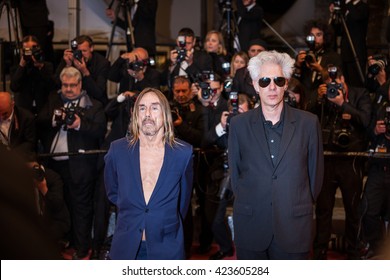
72, 250, 89, 260
312, 249, 327, 260
90, 250, 100, 260
197, 245, 211, 255
209, 249, 234, 260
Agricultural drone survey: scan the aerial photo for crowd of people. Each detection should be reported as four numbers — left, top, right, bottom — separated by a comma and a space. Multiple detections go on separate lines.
1, 0, 389, 261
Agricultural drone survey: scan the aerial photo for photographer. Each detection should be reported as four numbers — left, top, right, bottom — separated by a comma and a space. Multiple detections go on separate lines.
27, 158, 71, 250
209, 93, 254, 260
313, 67, 372, 259
170, 75, 206, 258
10, 35, 56, 116
37, 66, 107, 260
294, 19, 341, 113
361, 79, 390, 258
166, 28, 212, 96
55, 35, 111, 106
365, 54, 388, 93
192, 72, 229, 255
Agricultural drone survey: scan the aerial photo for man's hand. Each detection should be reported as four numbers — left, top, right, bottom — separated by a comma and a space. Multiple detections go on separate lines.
63, 49, 74, 67
220, 111, 229, 130
73, 57, 90, 77
67, 114, 81, 130
374, 120, 387, 135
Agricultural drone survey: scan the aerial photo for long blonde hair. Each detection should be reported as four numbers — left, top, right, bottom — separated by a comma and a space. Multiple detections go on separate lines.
129, 88, 177, 147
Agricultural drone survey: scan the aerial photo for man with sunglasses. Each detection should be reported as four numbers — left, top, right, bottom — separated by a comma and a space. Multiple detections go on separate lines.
228, 50, 324, 260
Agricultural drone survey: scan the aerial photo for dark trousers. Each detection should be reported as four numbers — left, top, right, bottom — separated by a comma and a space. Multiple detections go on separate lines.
92, 170, 111, 251
49, 159, 95, 253
212, 192, 233, 253
236, 236, 309, 260
314, 158, 364, 259
362, 163, 390, 253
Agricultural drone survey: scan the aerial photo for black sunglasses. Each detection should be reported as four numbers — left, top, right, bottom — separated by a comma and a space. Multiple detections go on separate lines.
258, 77, 287, 88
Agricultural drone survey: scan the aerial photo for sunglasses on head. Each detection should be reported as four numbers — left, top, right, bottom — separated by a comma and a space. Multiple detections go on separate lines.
258, 77, 287, 88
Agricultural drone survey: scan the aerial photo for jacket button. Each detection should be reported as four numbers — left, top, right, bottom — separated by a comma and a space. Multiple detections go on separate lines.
272, 175, 277, 179
145, 208, 149, 213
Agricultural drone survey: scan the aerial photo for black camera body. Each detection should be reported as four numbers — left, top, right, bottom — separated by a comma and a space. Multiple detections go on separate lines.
127, 59, 148, 72
326, 66, 343, 98
70, 40, 83, 61
54, 105, 83, 127
176, 35, 187, 64
305, 35, 316, 64
191, 70, 216, 100
368, 54, 388, 76
284, 91, 297, 108
226, 92, 238, 133
169, 101, 181, 123
23, 46, 44, 63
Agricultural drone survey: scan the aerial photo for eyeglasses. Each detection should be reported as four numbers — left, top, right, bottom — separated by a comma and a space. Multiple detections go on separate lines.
258, 77, 286, 88
62, 83, 79, 89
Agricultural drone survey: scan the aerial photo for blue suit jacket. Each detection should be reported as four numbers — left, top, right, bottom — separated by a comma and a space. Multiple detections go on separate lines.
228, 104, 324, 253
104, 137, 193, 260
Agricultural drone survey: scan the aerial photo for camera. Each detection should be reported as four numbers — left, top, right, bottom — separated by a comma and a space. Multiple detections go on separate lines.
225, 92, 238, 133
367, 54, 387, 77
54, 104, 83, 127
127, 58, 148, 72
32, 164, 45, 182
70, 40, 83, 61
326, 66, 343, 98
175, 35, 187, 64
192, 70, 216, 100
305, 35, 316, 64
284, 91, 297, 108
23, 46, 44, 63
333, 113, 352, 148
169, 101, 181, 123
384, 106, 390, 138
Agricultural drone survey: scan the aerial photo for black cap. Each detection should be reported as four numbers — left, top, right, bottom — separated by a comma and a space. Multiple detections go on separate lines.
248, 38, 268, 50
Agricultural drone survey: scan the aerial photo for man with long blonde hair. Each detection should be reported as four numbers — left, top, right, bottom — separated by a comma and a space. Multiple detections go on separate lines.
104, 88, 193, 260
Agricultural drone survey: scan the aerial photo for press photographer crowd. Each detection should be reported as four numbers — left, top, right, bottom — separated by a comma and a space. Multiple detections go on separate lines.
1, 0, 390, 261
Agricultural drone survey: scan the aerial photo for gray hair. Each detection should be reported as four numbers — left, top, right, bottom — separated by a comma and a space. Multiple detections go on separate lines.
247, 50, 295, 82
59, 66, 82, 83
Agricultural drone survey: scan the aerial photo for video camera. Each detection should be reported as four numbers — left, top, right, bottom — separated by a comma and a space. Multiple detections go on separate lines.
326, 66, 343, 98
175, 35, 187, 64
70, 40, 83, 61
23, 46, 44, 63
54, 104, 83, 128
304, 35, 316, 64
367, 54, 388, 77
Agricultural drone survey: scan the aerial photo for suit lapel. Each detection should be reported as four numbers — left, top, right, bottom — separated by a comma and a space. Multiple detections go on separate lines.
128, 141, 145, 204
274, 105, 296, 169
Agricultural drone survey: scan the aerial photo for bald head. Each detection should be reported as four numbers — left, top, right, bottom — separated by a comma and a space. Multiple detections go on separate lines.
133, 48, 149, 61
0, 92, 14, 121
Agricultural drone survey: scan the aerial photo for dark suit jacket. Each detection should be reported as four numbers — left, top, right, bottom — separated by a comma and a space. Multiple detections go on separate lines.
228, 104, 324, 253
236, 1, 264, 52
8, 106, 36, 157
104, 137, 193, 260
10, 62, 56, 115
